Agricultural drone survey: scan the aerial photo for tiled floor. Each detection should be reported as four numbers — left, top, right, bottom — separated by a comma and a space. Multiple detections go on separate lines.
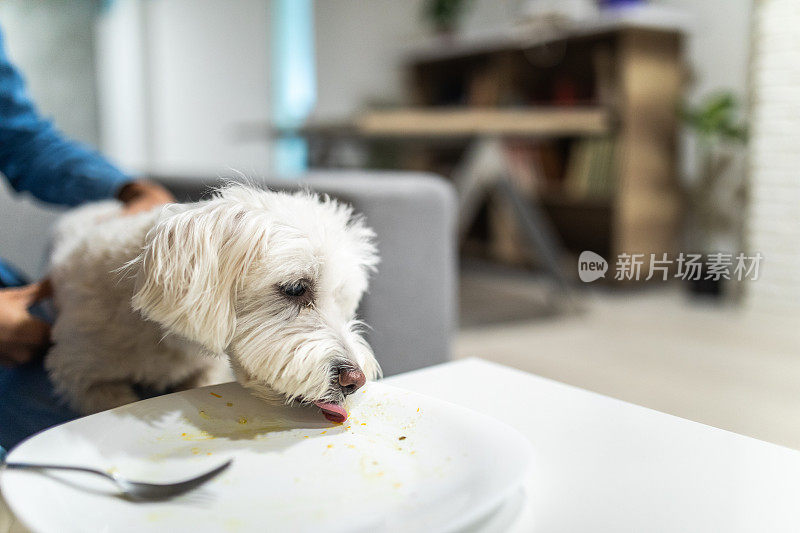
457, 270, 800, 451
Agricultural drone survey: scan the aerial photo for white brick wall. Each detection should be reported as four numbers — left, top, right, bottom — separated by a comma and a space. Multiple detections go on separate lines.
746, 0, 800, 312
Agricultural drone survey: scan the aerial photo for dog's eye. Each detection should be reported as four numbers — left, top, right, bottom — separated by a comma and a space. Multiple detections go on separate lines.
281, 282, 307, 297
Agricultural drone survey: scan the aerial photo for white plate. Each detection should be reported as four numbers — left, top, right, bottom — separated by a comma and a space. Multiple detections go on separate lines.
2, 381, 532, 533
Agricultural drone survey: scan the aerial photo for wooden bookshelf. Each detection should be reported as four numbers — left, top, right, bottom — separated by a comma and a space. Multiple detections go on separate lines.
401, 23, 686, 273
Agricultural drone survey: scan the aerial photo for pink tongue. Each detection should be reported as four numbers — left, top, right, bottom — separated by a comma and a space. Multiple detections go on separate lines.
314, 401, 348, 423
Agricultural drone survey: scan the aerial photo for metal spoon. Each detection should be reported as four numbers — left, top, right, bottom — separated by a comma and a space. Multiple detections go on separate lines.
2, 459, 232, 501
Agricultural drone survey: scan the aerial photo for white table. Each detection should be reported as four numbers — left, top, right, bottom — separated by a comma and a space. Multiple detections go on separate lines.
5, 358, 800, 533
386, 358, 800, 533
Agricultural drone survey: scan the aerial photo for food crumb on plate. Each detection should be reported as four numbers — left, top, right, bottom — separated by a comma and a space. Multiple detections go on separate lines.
237, 417, 247, 425
199, 410, 211, 420
226, 402, 233, 407
398, 436, 406, 440
209, 392, 222, 398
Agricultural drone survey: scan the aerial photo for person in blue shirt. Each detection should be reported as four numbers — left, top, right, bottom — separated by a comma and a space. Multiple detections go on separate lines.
0, 26, 174, 453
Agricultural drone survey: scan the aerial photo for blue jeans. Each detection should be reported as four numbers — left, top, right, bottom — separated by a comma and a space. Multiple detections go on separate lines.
0, 265, 78, 454
0, 359, 78, 452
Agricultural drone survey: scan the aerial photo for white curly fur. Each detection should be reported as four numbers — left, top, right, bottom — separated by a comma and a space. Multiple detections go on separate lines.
45, 185, 380, 414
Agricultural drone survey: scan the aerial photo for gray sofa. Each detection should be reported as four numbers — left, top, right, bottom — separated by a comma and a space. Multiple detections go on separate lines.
154, 171, 457, 376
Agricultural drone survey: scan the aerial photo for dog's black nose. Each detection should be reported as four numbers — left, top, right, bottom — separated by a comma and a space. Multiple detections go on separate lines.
339, 368, 366, 396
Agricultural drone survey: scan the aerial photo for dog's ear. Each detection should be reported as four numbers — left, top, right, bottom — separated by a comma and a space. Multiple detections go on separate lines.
130, 202, 265, 353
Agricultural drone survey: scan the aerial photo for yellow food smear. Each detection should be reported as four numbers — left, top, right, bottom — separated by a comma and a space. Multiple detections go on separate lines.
191, 447, 200, 455
237, 417, 247, 425
226, 402, 233, 407
320, 431, 327, 435
180, 430, 216, 441
327, 444, 334, 449
146, 511, 169, 523
209, 392, 222, 398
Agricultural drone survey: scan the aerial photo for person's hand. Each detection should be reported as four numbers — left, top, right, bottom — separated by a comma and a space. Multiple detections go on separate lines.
0, 280, 52, 366
117, 180, 175, 215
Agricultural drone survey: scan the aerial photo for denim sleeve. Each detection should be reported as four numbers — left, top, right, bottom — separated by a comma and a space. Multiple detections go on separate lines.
0, 29, 132, 207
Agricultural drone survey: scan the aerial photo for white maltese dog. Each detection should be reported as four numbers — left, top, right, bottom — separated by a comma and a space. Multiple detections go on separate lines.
45, 185, 380, 423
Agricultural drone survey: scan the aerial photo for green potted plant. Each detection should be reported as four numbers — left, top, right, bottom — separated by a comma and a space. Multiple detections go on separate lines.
422, 0, 474, 35
681, 92, 748, 296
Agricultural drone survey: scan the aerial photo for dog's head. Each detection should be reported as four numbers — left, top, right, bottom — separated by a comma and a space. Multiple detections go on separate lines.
129, 186, 380, 419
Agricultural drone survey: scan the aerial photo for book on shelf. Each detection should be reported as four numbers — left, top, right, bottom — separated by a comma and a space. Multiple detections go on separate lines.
563, 136, 616, 200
